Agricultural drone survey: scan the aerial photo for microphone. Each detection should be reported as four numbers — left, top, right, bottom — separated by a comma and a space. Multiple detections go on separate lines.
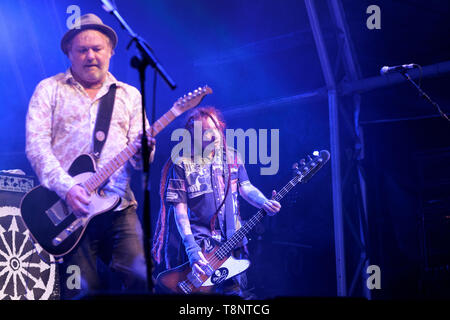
100, 0, 115, 13
380, 63, 417, 75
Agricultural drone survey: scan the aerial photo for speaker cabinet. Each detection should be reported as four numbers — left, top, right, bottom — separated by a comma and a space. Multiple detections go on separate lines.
0, 172, 60, 300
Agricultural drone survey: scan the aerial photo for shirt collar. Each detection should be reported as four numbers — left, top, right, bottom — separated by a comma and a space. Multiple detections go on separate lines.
63, 68, 120, 90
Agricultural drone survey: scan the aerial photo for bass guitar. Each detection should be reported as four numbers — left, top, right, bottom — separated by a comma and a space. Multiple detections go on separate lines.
156, 150, 330, 294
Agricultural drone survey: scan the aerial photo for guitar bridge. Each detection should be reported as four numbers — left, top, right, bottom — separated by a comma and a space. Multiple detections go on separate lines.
52, 218, 84, 246
203, 264, 214, 276
178, 281, 192, 294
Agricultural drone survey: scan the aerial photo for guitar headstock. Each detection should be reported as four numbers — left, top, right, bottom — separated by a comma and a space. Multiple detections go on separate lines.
171, 85, 213, 116
293, 150, 330, 183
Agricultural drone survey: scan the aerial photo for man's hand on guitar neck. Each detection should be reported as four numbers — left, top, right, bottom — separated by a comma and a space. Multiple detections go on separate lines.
133, 131, 157, 164
262, 190, 281, 216
66, 184, 91, 218
240, 184, 281, 216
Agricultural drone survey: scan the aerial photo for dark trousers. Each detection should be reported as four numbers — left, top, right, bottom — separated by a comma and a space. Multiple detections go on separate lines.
58, 206, 147, 299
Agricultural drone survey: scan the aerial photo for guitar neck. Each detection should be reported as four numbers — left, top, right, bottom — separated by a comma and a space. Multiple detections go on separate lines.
148, 108, 181, 137
215, 174, 303, 259
83, 109, 178, 192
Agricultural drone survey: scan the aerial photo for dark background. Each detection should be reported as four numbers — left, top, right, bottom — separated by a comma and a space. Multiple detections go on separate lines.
0, 0, 449, 299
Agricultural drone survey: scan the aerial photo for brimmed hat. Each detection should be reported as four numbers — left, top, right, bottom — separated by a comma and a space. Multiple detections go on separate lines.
61, 13, 118, 54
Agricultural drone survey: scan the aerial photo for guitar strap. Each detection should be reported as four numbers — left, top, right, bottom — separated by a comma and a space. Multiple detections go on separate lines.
209, 148, 235, 240
92, 83, 117, 159
219, 148, 235, 241
223, 161, 236, 241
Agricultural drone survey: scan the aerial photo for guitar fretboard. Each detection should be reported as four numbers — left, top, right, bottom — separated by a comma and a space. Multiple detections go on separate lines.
214, 174, 303, 260
214, 151, 329, 260
83, 109, 178, 193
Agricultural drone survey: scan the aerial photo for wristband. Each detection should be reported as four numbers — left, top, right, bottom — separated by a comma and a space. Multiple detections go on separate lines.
183, 234, 201, 266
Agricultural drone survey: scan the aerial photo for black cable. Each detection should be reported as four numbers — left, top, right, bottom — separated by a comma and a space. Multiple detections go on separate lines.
401, 68, 450, 122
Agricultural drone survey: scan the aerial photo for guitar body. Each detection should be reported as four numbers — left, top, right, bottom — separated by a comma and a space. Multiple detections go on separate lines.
20, 154, 120, 257
156, 237, 250, 294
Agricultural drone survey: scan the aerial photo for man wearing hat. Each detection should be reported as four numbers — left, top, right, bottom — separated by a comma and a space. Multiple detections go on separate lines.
26, 13, 155, 299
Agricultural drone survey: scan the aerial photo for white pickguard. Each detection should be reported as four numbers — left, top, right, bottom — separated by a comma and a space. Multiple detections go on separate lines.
73, 172, 120, 216
50, 172, 120, 246
202, 256, 250, 287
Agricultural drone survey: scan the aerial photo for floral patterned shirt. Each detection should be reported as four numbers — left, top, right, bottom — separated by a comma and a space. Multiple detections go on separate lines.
25, 69, 148, 209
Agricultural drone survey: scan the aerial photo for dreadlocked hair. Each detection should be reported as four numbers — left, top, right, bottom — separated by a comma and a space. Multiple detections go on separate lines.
151, 106, 228, 265
184, 106, 226, 137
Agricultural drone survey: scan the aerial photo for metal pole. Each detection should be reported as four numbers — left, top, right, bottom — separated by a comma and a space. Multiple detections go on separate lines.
305, 0, 347, 296
341, 60, 450, 95
221, 61, 450, 116
328, 89, 347, 296
328, 0, 372, 299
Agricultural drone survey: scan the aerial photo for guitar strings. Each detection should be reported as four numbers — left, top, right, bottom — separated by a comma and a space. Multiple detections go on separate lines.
186, 155, 325, 289
204, 174, 301, 269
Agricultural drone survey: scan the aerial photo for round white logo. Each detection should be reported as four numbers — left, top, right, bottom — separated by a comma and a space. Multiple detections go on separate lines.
0, 206, 58, 300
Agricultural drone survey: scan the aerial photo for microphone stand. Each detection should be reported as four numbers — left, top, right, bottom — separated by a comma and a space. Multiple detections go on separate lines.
103, 4, 177, 293
400, 70, 449, 122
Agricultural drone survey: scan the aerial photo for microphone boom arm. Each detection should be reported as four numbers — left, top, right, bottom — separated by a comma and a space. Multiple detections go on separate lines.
102, 0, 176, 89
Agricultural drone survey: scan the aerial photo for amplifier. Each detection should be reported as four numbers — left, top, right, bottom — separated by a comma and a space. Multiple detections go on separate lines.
0, 172, 60, 300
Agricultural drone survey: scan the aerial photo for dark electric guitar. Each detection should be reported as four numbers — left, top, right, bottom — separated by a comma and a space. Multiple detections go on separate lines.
156, 150, 330, 294
20, 86, 212, 257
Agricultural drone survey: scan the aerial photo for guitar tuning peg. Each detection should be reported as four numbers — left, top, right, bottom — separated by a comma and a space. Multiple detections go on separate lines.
307, 155, 313, 161
292, 162, 299, 176
299, 158, 306, 166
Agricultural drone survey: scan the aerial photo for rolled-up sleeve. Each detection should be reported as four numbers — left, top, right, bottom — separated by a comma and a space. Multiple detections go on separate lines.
165, 163, 187, 204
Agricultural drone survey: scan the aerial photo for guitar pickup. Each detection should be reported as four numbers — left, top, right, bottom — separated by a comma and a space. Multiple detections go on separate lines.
186, 263, 214, 288
186, 271, 202, 288
202, 264, 214, 277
